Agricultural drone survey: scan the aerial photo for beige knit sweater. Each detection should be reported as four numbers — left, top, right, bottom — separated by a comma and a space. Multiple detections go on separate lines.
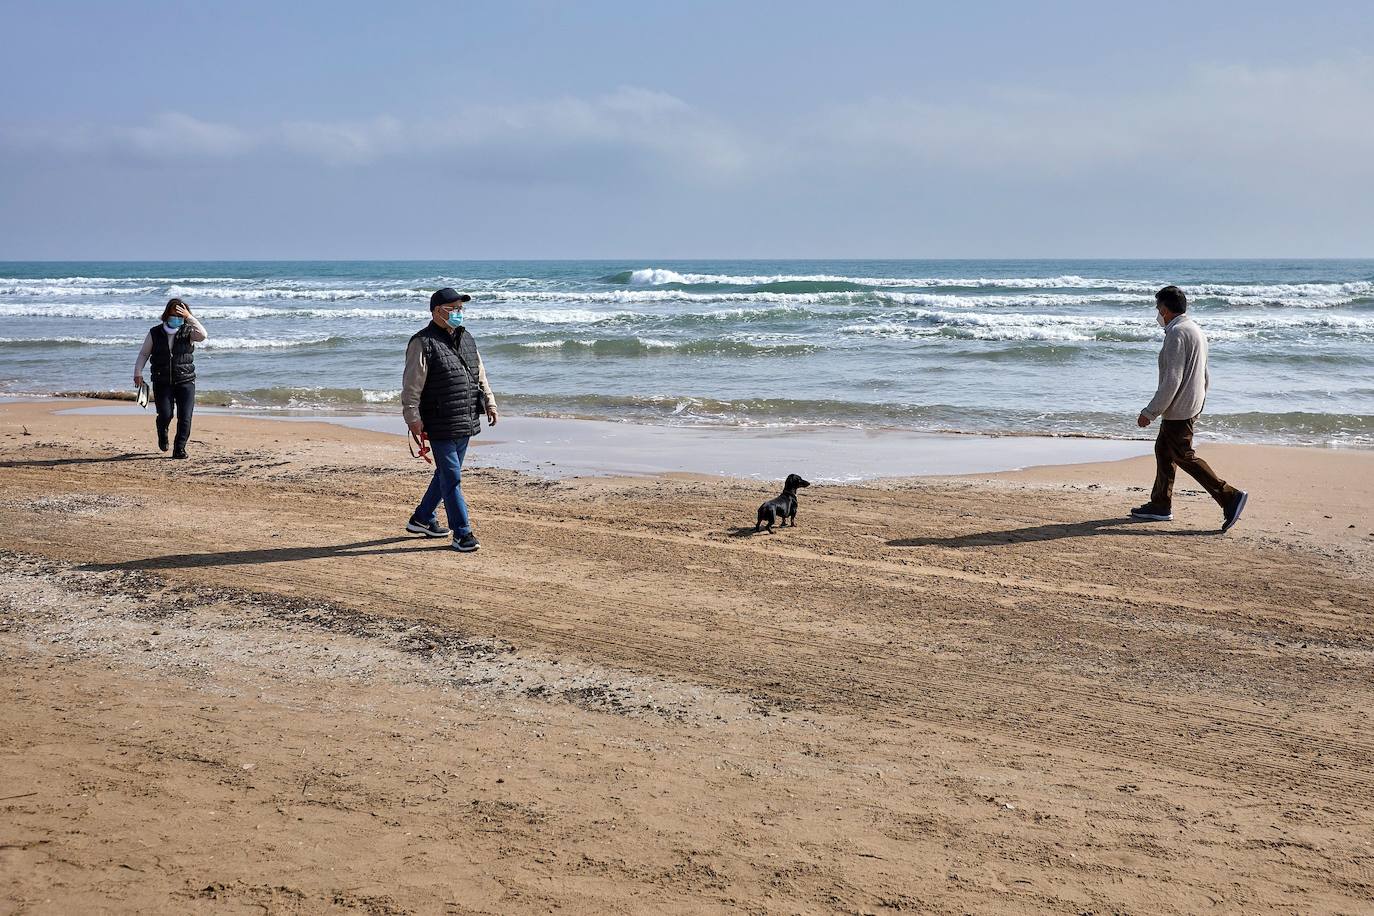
1143, 314, 1210, 421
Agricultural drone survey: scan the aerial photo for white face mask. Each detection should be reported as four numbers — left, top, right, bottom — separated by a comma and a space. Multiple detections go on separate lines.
1157, 313, 1169, 328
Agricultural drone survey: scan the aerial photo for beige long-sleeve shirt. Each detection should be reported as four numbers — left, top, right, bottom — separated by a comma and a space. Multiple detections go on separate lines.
1142, 314, 1210, 421
401, 325, 497, 427
134, 316, 209, 380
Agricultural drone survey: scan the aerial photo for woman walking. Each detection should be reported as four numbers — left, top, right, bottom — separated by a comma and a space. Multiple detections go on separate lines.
133, 298, 208, 459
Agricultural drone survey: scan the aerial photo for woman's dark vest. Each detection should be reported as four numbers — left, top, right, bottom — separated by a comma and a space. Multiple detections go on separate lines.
412, 322, 484, 440
149, 325, 196, 385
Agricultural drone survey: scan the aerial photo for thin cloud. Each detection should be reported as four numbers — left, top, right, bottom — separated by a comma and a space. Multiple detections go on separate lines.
1, 87, 753, 181
802, 57, 1374, 180
2, 111, 256, 161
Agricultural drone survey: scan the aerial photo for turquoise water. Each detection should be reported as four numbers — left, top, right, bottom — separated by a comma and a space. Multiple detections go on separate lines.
2, 260, 1372, 445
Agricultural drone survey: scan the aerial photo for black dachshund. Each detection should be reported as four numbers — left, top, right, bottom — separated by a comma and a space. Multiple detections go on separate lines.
755, 473, 811, 533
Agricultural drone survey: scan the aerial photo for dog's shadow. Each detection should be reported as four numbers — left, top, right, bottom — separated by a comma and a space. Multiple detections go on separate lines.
727, 526, 764, 538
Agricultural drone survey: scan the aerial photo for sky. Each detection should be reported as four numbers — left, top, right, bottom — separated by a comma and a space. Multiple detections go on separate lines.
2, 0, 1372, 259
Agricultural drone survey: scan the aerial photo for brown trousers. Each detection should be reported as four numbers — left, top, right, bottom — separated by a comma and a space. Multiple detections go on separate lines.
1151, 418, 1239, 509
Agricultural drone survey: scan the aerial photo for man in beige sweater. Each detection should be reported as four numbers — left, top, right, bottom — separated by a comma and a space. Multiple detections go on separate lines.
1132, 286, 1248, 532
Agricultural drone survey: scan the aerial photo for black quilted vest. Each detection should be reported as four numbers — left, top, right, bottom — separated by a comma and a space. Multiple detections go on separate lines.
149, 324, 196, 385
413, 322, 484, 440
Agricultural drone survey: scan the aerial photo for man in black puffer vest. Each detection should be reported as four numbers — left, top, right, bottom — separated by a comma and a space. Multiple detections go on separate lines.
400, 288, 499, 552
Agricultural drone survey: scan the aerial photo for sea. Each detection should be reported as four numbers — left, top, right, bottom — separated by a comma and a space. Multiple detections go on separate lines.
2, 260, 1372, 446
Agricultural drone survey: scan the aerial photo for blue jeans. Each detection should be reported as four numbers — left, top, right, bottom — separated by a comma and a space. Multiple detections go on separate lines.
414, 436, 472, 536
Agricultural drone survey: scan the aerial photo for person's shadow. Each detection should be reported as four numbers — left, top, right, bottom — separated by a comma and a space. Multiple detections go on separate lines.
0, 452, 161, 469
887, 516, 1217, 548
79, 536, 443, 573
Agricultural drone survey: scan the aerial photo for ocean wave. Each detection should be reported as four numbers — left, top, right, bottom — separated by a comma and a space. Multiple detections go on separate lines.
0, 275, 544, 301
6, 269, 1372, 311
0, 303, 429, 321
605, 268, 1129, 289
0, 284, 162, 298
837, 309, 1374, 343
492, 393, 1374, 444
596, 269, 1374, 307
489, 337, 820, 358
8, 299, 1374, 345
200, 336, 346, 350
483, 289, 1150, 310
198, 386, 405, 409
164, 284, 431, 302
0, 334, 352, 350
6, 284, 1372, 317
0, 335, 144, 348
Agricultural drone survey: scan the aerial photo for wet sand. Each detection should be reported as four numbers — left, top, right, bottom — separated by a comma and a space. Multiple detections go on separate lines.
2, 399, 1372, 914
58, 402, 1157, 481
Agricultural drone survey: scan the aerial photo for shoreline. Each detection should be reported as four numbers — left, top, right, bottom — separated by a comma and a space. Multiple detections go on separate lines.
8, 391, 1374, 453
56, 401, 1156, 481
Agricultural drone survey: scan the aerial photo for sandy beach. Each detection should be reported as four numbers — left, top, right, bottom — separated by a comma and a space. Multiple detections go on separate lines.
2, 398, 1372, 914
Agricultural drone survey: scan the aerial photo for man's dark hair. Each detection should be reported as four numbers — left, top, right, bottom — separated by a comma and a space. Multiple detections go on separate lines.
1155, 285, 1187, 314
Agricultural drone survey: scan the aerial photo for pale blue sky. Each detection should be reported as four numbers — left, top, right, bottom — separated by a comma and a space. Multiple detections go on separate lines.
2, 1, 1372, 258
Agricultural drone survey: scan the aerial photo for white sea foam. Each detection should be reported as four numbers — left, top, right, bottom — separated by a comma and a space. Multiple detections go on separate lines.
200, 336, 341, 349
0, 304, 426, 321
614, 268, 1374, 305
4, 281, 1371, 311
0, 336, 142, 346
628, 268, 693, 285
621, 268, 1126, 288
0, 284, 162, 298
5, 270, 1371, 310
836, 308, 1374, 343
0, 333, 343, 350
163, 284, 431, 301
0, 275, 543, 301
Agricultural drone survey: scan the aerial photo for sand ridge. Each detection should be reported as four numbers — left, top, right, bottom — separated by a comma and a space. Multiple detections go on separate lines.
2, 400, 1373, 914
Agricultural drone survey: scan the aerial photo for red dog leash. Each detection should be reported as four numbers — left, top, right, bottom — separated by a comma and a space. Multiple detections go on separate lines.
408, 429, 432, 464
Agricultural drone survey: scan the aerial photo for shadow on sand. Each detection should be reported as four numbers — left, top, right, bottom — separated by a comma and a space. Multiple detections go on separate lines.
79, 536, 448, 573
887, 516, 1218, 548
0, 452, 164, 469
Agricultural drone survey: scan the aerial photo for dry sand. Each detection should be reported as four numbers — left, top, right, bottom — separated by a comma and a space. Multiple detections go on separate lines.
1, 399, 1372, 915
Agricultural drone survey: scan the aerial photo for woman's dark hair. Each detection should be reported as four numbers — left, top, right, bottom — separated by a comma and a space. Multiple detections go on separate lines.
1155, 285, 1187, 313
160, 298, 190, 322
